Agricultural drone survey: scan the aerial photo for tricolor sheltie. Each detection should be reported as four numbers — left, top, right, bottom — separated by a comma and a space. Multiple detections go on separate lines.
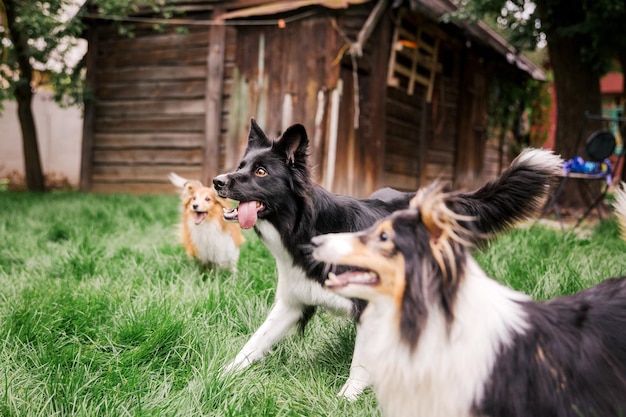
312, 153, 626, 417
213, 120, 562, 399
169, 173, 245, 272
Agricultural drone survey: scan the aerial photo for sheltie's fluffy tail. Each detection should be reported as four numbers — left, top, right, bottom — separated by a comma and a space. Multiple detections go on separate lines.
615, 182, 626, 242
436, 148, 562, 242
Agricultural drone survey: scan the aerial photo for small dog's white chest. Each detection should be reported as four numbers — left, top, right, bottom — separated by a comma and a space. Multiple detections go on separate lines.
188, 219, 239, 269
256, 221, 353, 314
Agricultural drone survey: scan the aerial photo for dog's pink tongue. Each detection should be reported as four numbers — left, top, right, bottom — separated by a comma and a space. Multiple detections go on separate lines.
238, 201, 258, 229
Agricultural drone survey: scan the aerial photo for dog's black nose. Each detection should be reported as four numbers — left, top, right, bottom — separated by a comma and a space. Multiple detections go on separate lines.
213, 175, 227, 191
192, 204, 198, 210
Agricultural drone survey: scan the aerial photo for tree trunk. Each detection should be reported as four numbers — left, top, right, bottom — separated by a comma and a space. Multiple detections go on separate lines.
5, 1, 45, 192
15, 86, 45, 192
548, 38, 602, 158
534, 0, 602, 210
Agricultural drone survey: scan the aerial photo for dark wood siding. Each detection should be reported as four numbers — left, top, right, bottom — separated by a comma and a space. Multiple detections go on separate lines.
331, 3, 393, 197
382, 28, 462, 191
87, 24, 212, 193
226, 12, 344, 183
383, 85, 426, 191
424, 67, 461, 185
80, 1, 537, 195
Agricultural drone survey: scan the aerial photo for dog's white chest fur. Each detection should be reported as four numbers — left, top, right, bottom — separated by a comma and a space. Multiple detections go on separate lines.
187, 218, 239, 270
256, 221, 353, 314
361, 258, 530, 417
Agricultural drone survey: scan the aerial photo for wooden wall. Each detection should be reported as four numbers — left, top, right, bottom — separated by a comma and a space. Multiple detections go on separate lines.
226, 11, 344, 183
80, 1, 531, 196
84, 22, 216, 193
331, 4, 393, 197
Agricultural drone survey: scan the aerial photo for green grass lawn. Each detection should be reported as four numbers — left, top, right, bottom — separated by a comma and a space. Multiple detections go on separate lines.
0, 191, 625, 416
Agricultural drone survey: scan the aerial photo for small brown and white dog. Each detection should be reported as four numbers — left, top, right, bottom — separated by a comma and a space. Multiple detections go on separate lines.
312, 151, 626, 417
169, 173, 245, 272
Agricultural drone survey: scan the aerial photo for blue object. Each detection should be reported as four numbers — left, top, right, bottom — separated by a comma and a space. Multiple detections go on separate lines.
563, 155, 612, 184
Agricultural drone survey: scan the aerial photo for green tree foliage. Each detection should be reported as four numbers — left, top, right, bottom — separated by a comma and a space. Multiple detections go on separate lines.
459, 0, 625, 73
0, 0, 169, 190
457, 0, 626, 187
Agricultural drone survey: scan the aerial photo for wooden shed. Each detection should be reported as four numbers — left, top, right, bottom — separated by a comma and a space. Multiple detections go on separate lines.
80, 0, 544, 196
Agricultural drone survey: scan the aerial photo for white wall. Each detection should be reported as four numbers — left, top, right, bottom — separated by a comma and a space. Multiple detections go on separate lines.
0, 91, 83, 186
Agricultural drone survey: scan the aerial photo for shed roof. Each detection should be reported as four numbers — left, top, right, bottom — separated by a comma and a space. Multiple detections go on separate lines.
216, 0, 545, 80
408, 0, 544, 80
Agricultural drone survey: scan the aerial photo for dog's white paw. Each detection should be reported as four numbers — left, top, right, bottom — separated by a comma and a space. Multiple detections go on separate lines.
338, 379, 368, 401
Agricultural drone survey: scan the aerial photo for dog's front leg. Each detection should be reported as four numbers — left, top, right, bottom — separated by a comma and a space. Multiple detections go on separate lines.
222, 297, 303, 374
338, 325, 370, 401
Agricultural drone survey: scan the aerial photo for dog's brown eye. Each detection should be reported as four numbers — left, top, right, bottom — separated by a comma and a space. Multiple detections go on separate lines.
255, 167, 268, 177
205, 197, 210, 202
380, 232, 388, 242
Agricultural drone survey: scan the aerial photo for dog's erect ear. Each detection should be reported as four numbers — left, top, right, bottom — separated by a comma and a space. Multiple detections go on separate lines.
275, 123, 309, 165
246, 118, 272, 151
185, 180, 202, 194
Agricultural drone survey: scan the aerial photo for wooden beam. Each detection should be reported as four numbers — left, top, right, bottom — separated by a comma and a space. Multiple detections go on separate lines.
204, 7, 226, 184
79, 23, 98, 192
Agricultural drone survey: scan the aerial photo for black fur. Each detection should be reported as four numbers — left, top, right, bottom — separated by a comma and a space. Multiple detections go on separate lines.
382, 208, 469, 349
477, 277, 626, 417
213, 120, 415, 320
213, 121, 558, 332
387, 177, 626, 416
455, 155, 559, 242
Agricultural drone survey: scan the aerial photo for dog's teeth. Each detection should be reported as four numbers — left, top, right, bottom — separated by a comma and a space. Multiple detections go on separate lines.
328, 272, 338, 281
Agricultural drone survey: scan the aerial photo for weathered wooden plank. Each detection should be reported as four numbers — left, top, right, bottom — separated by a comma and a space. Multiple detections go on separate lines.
80, 24, 98, 192
94, 133, 205, 148
384, 153, 419, 175
93, 148, 204, 165
96, 65, 206, 83
96, 99, 206, 117
91, 182, 184, 194
205, 7, 225, 183
386, 98, 424, 117
381, 172, 419, 191
92, 164, 203, 182
424, 163, 454, 181
96, 80, 207, 100
385, 135, 421, 156
97, 29, 209, 52
95, 115, 205, 132
425, 149, 454, 163
97, 46, 209, 67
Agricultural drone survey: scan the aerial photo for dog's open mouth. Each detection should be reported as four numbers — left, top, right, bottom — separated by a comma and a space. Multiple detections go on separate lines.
325, 270, 379, 288
194, 211, 208, 225
223, 201, 266, 229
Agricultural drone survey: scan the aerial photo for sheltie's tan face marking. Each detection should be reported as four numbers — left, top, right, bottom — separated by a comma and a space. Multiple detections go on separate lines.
168, 172, 245, 270
320, 219, 407, 308
184, 184, 228, 225
313, 183, 481, 348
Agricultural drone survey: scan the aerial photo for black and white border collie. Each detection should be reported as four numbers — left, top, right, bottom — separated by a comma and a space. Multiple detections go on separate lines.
312, 159, 626, 416
213, 120, 561, 399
